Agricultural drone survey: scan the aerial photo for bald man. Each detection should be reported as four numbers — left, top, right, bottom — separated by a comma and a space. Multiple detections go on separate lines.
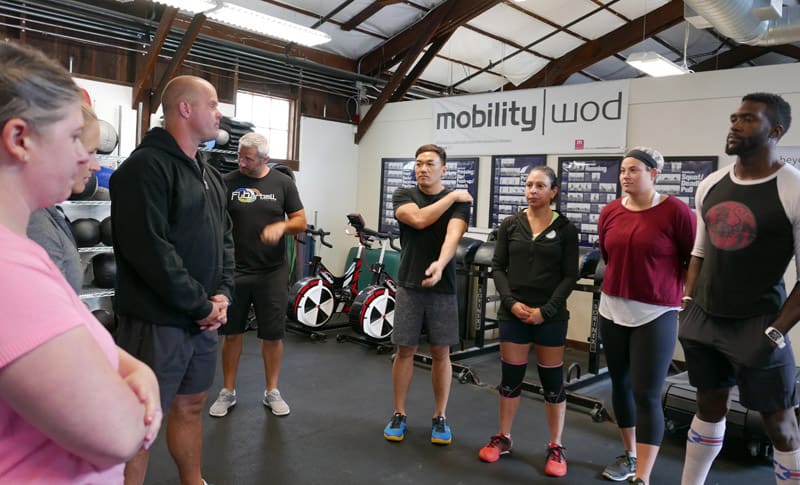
110, 75, 234, 485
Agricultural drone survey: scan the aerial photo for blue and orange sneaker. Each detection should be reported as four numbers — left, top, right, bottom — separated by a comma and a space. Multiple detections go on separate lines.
431, 416, 452, 445
384, 412, 407, 441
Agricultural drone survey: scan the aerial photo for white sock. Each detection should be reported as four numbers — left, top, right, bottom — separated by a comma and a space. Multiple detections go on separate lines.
773, 448, 800, 483
681, 416, 725, 485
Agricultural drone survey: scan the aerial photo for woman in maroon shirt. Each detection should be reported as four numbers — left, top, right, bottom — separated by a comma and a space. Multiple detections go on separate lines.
597, 147, 696, 485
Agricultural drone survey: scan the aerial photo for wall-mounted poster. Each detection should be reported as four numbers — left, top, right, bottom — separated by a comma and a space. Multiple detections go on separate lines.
658, 157, 718, 209
557, 157, 621, 247
777, 146, 800, 169
489, 154, 546, 228
379, 157, 479, 234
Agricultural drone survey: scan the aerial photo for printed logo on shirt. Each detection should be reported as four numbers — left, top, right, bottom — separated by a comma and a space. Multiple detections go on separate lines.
705, 201, 757, 251
231, 188, 277, 204
545, 230, 556, 239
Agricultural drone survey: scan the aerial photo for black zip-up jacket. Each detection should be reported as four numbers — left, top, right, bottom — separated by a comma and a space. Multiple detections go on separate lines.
492, 210, 579, 322
110, 128, 234, 331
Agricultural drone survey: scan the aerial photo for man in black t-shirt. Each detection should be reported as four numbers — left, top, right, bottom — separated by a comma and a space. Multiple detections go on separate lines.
383, 144, 472, 445
209, 132, 306, 418
679, 93, 800, 485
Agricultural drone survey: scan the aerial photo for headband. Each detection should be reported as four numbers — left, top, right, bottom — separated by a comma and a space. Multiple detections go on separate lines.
625, 149, 658, 169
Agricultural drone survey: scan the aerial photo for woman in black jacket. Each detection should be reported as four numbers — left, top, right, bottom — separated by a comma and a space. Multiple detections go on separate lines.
478, 165, 579, 479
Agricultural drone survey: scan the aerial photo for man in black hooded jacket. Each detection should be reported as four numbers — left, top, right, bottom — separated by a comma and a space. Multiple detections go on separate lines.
110, 75, 234, 485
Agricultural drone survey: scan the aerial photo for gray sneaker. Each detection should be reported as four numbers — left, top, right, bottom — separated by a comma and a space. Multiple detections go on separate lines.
602, 452, 636, 481
263, 389, 290, 416
209, 388, 236, 417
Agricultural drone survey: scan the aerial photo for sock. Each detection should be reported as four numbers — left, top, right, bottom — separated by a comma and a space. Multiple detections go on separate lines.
773, 448, 800, 483
681, 416, 725, 485
626, 449, 637, 459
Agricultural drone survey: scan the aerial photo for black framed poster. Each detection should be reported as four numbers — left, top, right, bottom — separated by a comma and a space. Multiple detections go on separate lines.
488, 154, 547, 228
557, 157, 621, 247
379, 157, 479, 233
658, 157, 718, 209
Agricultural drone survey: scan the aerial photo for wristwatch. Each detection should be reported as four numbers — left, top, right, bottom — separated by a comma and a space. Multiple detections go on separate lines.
764, 326, 786, 349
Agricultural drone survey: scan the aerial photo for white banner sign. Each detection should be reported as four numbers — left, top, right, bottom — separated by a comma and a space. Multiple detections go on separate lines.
777, 146, 800, 169
432, 80, 629, 155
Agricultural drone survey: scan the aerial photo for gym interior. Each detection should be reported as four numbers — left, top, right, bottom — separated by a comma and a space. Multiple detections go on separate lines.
5, 1, 800, 484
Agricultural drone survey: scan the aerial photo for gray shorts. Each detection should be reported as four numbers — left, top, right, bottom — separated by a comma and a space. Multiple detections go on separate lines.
678, 301, 798, 413
116, 315, 218, 411
391, 286, 459, 347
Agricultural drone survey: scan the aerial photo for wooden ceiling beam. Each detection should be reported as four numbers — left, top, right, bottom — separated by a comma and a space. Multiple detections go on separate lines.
341, 0, 403, 31
150, 13, 207, 113
132, 6, 177, 109
355, 2, 457, 143
508, 0, 683, 90
691, 45, 771, 72
389, 30, 454, 102
358, 0, 501, 76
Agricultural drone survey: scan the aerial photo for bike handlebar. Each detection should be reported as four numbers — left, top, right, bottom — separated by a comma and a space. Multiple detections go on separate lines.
303, 226, 332, 248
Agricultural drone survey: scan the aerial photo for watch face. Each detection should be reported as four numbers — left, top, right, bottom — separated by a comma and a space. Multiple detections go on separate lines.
767, 328, 783, 341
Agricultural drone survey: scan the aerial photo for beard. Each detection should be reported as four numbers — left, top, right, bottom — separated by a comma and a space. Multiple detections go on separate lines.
724, 130, 769, 156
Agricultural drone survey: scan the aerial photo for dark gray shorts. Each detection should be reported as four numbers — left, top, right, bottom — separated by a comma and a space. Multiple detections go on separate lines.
391, 286, 459, 347
221, 267, 288, 341
678, 302, 798, 413
116, 315, 218, 411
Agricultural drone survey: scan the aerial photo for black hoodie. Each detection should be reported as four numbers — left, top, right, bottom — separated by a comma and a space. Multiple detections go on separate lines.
110, 128, 234, 331
491, 210, 578, 322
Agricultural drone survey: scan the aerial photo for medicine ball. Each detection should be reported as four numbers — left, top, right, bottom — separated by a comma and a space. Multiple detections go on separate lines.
91, 187, 110, 201
579, 249, 601, 279
69, 173, 98, 201
215, 129, 230, 147
91, 308, 116, 334
97, 120, 119, 154
99, 217, 112, 246
71, 218, 101, 247
92, 252, 116, 288
267, 162, 295, 181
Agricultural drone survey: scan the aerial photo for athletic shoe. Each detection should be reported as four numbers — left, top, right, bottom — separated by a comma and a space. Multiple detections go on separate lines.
263, 389, 290, 416
478, 434, 513, 462
383, 413, 407, 441
544, 443, 567, 477
431, 416, 452, 445
602, 452, 637, 481
208, 388, 236, 417
628, 479, 646, 484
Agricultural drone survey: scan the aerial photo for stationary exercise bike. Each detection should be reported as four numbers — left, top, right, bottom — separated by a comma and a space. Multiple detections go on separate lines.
347, 220, 399, 341
287, 214, 370, 328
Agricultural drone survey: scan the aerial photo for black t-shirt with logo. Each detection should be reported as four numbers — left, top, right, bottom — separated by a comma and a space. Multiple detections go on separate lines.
224, 169, 303, 274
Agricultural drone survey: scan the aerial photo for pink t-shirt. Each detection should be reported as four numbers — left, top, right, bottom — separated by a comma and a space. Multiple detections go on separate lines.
0, 225, 124, 484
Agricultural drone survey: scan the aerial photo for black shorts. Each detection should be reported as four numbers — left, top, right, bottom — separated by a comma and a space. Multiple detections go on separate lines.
221, 267, 288, 340
115, 315, 218, 411
499, 317, 567, 347
678, 302, 798, 413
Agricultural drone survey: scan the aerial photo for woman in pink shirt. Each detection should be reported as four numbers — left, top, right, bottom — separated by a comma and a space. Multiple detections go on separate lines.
0, 41, 162, 483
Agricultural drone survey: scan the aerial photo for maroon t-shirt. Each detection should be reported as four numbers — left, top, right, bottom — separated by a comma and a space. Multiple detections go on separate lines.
598, 196, 696, 306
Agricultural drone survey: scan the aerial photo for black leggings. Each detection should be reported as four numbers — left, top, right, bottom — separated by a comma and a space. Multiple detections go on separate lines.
600, 311, 677, 446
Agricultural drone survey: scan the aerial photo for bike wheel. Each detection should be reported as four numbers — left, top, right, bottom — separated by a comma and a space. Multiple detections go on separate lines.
291, 278, 335, 327
351, 286, 395, 340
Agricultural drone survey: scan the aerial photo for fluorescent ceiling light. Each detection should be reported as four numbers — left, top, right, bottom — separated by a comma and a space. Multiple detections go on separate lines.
625, 51, 689, 77
153, 1, 332, 47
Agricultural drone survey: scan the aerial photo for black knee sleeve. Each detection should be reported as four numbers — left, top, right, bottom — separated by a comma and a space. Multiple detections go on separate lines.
538, 364, 566, 404
499, 361, 527, 398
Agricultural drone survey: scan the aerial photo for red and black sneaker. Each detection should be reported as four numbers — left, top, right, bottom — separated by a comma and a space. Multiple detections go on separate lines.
544, 443, 567, 477
478, 434, 512, 463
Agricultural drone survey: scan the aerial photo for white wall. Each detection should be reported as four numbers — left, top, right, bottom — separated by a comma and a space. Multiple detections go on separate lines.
295, 117, 360, 272
356, 62, 800, 359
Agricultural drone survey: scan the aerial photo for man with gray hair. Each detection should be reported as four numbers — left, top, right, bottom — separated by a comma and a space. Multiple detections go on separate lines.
209, 132, 306, 418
